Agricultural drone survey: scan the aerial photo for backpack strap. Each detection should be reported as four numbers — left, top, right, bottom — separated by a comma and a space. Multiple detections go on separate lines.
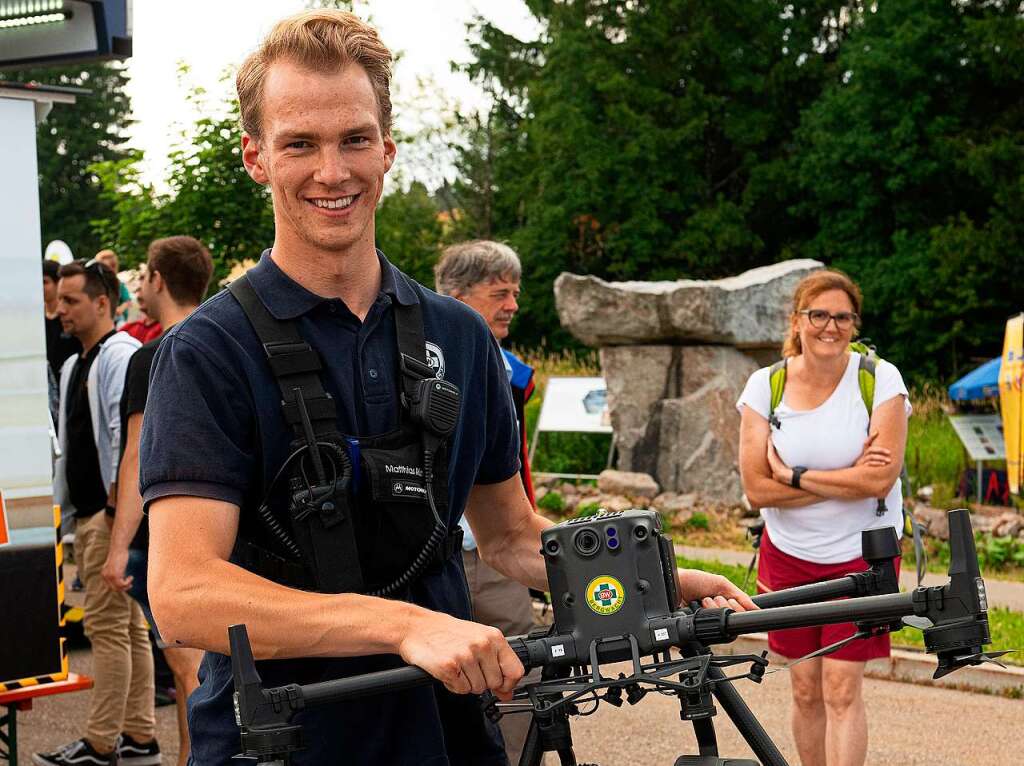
767, 359, 787, 429
857, 353, 876, 422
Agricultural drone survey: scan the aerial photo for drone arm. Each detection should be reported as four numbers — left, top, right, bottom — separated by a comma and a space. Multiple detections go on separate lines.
751, 575, 860, 609
724, 592, 913, 637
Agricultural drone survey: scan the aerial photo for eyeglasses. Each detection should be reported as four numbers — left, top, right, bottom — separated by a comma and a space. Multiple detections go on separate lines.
800, 309, 860, 330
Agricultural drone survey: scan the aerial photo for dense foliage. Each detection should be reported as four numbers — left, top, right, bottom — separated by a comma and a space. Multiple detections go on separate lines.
451, 0, 1024, 381
20, 2, 1021, 383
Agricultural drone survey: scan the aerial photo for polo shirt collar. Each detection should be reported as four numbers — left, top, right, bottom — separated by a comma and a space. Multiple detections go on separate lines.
247, 248, 419, 320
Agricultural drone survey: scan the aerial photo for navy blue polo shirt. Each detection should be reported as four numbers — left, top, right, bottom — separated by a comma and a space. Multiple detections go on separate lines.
140, 250, 519, 766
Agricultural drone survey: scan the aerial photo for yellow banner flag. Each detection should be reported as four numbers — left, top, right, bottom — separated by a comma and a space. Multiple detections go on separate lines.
999, 314, 1024, 495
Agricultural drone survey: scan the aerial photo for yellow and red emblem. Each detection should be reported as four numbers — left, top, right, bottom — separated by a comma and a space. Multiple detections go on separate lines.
585, 575, 626, 616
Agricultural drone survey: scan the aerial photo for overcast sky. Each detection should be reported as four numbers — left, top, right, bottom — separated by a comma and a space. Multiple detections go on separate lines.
125, 1, 542, 190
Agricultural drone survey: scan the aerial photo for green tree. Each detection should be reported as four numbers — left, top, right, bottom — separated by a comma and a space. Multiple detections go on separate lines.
158, 99, 276, 286
91, 80, 275, 288
791, 0, 1024, 379
10, 62, 132, 258
375, 179, 445, 288
457, 0, 837, 346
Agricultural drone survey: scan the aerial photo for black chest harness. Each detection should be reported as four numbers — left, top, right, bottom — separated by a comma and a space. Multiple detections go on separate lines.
227, 275, 463, 598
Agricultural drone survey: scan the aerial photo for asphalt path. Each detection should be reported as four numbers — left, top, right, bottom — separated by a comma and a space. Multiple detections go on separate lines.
14, 649, 1021, 765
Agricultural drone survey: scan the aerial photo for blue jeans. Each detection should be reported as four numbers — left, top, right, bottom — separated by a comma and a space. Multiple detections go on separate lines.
125, 548, 164, 645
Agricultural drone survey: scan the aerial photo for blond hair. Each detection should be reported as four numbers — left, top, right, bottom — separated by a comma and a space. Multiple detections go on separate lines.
782, 269, 863, 357
236, 9, 393, 139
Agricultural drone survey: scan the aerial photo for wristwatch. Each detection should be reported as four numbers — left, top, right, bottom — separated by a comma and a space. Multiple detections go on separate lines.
790, 467, 807, 489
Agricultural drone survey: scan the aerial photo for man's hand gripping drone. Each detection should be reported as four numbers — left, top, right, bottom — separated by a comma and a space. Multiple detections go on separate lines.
228, 508, 1007, 766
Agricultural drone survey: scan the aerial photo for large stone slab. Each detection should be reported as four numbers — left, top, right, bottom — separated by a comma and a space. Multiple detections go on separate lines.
601, 345, 757, 503
555, 259, 823, 348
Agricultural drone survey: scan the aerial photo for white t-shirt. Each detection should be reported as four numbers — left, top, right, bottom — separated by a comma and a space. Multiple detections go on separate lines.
736, 353, 912, 564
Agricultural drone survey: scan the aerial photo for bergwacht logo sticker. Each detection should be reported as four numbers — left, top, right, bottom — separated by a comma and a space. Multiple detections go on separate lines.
585, 575, 626, 616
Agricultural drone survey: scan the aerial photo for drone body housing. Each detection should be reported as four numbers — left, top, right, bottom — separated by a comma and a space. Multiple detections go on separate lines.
541, 510, 680, 663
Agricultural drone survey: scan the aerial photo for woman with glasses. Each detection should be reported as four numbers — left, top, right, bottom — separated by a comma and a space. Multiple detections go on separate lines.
736, 269, 911, 766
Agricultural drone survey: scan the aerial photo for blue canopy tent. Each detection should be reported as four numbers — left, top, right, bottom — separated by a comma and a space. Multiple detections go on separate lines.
948, 357, 1001, 401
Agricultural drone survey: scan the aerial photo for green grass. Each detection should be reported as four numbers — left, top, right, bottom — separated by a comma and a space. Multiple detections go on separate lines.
905, 409, 966, 507
677, 555, 1024, 665
677, 556, 756, 597
901, 531, 1024, 583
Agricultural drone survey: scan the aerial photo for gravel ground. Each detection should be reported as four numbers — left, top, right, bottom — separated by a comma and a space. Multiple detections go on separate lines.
12, 649, 1021, 766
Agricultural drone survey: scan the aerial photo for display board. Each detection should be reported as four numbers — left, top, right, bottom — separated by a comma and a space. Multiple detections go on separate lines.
0, 96, 54, 514
529, 377, 613, 479
948, 414, 1006, 462
534, 376, 612, 435
1000, 313, 1023, 495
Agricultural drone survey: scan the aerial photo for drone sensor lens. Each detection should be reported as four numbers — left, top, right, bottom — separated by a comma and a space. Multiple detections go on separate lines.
573, 529, 601, 557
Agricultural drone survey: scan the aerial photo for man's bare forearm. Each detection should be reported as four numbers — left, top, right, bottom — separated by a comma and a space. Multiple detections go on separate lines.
477, 512, 551, 592
151, 554, 430, 659
111, 431, 144, 552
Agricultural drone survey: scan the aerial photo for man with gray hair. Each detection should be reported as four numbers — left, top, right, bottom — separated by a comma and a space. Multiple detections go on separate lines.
435, 240, 539, 764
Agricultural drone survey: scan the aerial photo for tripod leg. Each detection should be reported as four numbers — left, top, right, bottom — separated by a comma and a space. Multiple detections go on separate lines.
518, 715, 543, 766
678, 643, 788, 766
556, 748, 577, 765
692, 718, 719, 758
706, 665, 789, 766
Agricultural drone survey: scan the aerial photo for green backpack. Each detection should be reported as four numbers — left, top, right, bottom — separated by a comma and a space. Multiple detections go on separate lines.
768, 340, 878, 431
765, 341, 925, 582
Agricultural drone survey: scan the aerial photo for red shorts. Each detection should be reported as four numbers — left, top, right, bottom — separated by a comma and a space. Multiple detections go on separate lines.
757, 530, 899, 662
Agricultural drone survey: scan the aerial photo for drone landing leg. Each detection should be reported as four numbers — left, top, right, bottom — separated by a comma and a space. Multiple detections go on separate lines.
674, 643, 788, 766
706, 665, 788, 766
691, 718, 719, 757
518, 663, 581, 766
518, 707, 577, 766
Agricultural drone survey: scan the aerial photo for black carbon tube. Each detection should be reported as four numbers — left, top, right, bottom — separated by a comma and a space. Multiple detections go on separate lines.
706, 664, 789, 766
301, 665, 432, 706
752, 576, 858, 609
728, 592, 913, 636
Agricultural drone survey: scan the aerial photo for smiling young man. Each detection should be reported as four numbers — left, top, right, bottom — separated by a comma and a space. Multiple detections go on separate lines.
139, 11, 755, 766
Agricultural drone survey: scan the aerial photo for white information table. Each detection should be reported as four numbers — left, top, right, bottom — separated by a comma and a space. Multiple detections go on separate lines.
947, 414, 1006, 503
529, 376, 613, 479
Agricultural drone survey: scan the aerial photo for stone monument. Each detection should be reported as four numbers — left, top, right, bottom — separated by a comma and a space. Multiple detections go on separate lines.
554, 259, 823, 504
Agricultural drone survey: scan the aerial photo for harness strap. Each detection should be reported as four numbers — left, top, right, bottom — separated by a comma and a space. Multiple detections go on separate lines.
392, 279, 435, 404
228, 276, 337, 440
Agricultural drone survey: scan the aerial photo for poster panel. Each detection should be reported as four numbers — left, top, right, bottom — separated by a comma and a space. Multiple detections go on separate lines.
535, 377, 612, 434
